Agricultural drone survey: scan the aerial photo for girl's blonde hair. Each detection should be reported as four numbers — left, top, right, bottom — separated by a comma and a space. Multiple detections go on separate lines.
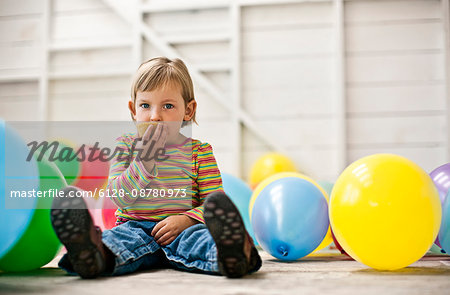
130, 57, 197, 124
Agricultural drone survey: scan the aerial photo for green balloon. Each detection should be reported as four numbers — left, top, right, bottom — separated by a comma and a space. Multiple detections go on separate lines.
36, 141, 80, 185
0, 156, 66, 272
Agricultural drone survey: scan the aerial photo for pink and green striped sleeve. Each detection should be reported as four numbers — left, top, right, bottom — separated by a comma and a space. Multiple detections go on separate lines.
182, 142, 224, 223
106, 133, 157, 208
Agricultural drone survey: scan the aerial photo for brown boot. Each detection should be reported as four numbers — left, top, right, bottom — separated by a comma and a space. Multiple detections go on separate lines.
204, 191, 262, 278
51, 186, 110, 279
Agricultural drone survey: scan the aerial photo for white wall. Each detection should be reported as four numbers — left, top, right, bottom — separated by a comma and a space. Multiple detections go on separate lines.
241, 1, 336, 180
0, 0, 448, 182
345, 0, 447, 174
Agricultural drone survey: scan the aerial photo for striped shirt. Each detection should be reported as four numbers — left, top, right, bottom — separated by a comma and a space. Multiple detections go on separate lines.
106, 133, 223, 225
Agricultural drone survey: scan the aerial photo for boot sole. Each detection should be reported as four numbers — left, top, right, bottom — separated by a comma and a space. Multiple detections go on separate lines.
50, 188, 105, 279
204, 192, 250, 278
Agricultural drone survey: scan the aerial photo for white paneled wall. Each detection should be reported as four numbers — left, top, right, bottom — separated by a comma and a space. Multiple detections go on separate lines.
0, 0, 449, 182
241, 1, 336, 180
0, 0, 41, 121
345, 0, 447, 173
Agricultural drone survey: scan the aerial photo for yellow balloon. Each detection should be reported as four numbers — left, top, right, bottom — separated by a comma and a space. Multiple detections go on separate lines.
310, 226, 333, 253
249, 153, 296, 189
330, 154, 441, 270
310, 182, 334, 254
49, 137, 78, 149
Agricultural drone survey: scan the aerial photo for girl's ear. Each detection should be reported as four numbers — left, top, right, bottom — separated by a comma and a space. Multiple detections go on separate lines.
128, 100, 137, 120
184, 99, 197, 121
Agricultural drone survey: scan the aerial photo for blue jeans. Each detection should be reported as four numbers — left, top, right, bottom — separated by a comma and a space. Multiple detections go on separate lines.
59, 221, 220, 276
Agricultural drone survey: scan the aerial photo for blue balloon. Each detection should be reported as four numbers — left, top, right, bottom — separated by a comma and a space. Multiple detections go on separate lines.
0, 121, 39, 259
221, 173, 257, 244
439, 190, 450, 254
251, 176, 329, 260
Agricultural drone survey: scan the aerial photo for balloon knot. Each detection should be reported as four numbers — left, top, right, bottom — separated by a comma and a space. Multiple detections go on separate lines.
278, 246, 288, 257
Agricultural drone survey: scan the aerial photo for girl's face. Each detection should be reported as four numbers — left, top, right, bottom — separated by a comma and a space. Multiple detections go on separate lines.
129, 82, 196, 144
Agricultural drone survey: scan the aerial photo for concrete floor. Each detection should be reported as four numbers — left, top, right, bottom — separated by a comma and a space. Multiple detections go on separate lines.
0, 250, 449, 295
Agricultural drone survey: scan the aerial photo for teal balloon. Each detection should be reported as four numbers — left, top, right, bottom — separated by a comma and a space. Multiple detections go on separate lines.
251, 176, 329, 261
0, 121, 39, 259
37, 142, 80, 185
428, 244, 445, 254
317, 180, 334, 197
221, 173, 257, 245
438, 190, 450, 254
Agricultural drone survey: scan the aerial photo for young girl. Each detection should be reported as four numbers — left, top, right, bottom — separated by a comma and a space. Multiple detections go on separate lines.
51, 57, 261, 279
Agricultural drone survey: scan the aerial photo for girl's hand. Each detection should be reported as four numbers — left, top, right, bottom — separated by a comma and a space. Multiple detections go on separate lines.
135, 122, 168, 173
151, 215, 199, 246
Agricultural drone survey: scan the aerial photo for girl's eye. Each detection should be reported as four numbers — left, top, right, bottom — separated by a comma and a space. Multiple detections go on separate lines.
140, 103, 149, 109
164, 104, 174, 109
